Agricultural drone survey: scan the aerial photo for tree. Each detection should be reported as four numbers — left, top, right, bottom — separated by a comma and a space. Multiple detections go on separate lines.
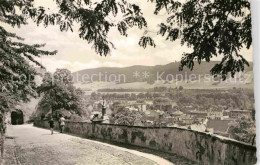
0, 0, 253, 125
2, 0, 251, 79
153, 97, 171, 105
37, 69, 85, 117
130, 93, 137, 100
227, 115, 255, 144
111, 109, 144, 126
0, 93, 16, 140
137, 93, 145, 99
145, 92, 152, 99
90, 92, 97, 100
26, 0, 252, 79
0, 1, 57, 102
0, 0, 57, 146
154, 0, 251, 79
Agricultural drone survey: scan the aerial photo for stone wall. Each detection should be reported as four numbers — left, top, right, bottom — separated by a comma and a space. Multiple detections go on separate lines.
34, 120, 257, 165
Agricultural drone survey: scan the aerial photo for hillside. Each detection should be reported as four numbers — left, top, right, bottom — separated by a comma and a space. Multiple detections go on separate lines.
72, 61, 253, 92
73, 61, 252, 82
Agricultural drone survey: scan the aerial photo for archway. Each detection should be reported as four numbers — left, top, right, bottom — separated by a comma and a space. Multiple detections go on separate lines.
11, 110, 24, 125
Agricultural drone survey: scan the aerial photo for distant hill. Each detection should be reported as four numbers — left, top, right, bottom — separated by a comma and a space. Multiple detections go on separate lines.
72, 61, 253, 84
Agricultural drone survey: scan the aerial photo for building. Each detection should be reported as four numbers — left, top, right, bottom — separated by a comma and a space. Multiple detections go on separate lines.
229, 110, 252, 119
154, 103, 174, 111
188, 110, 208, 118
171, 110, 184, 117
180, 105, 194, 113
207, 110, 224, 120
129, 103, 147, 112
206, 119, 233, 137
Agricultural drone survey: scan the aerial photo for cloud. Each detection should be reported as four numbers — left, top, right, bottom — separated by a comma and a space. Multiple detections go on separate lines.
39, 57, 124, 73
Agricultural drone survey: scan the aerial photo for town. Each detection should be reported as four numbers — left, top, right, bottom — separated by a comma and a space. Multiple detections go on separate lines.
60, 86, 255, 143
1, 0, 256, 164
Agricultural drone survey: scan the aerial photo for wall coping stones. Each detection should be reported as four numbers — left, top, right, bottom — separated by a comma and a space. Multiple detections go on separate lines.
34, 120, 257, 164
43, 120, 256, 150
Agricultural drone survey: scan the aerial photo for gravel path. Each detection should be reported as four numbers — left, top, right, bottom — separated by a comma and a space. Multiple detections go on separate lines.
2, 124, 173, 165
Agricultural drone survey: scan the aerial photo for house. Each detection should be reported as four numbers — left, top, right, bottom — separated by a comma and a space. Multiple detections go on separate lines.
206, 119, 233, 136
112, 102, 128, 111
171, 110, 184, 117
223, 110, 231, 116
181, 105, 194, 113
154, 103, 174, 111
207, 110, 224, 120
125, 106, 138, 111
188, 110, 208, 118
129, 102, 147, 112
229, 110, 252, 119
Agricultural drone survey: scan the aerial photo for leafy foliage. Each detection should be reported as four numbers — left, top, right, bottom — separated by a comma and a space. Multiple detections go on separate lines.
139, 36, 156, 48
1, 0, 252, 83
0, 0, 56, 116
152, 0, 252, 79
47, 0, 252, 79
0, 93, 16, 114
153, 97, 171, 105
111, 109, 144, 126
27, 0, 148, 56
0, 0, 253, 117
98, 88, 254, 112
37, 69, 85, 116
228, 115, 255, 144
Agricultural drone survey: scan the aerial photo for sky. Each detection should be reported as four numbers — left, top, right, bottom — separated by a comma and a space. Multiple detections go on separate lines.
4, 0, 253, 73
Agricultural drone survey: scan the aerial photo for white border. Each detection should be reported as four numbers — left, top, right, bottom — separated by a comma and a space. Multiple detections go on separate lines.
251, 0, 260, 162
